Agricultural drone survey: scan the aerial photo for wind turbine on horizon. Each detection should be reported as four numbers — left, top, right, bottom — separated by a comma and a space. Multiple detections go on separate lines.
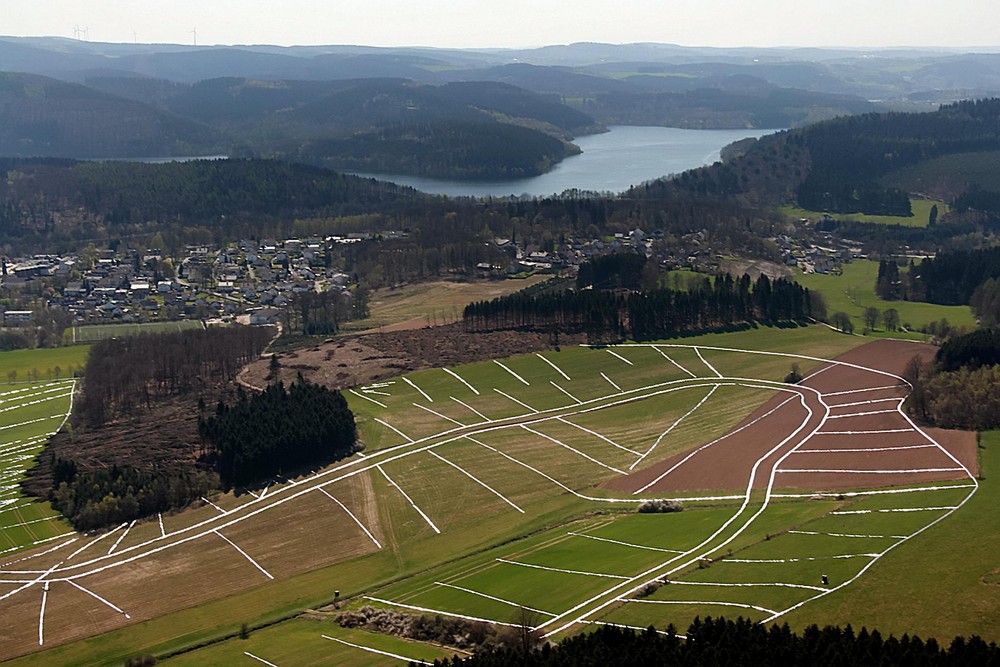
191, 27, 198, 46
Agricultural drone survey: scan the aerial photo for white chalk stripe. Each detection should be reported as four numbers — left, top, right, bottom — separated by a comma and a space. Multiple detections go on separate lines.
694, 347, 722, 378
68, 524, 126, 561
520, 425, 625, 474
442, 368, 480, 395
451, 396, 491, 422
773, 483, 976, 499
827, 409, 901, 419
493, 388, 536, 413
158, 513, 166, 537
107, 520, 136, 556
349, 388, 387, 409
244, 652, 279, 667
792, 444, 936, 453
68, 580, 131, 618
493, 359, 530, 386
779, 468, 964, 474
650, 346, 696, 377
317, 487, 382, 549
549, 381, 582, 405
816, 429, 913, 435
496, 558, 629, 580
0, 533, 75, 558
831, 506, 957, 515
664, 580, 827, 592
557, 417, 640, 457
38, 585, 48, 645
0, 538, 77, 568
214, 530, 273, 580
606, 349, 634, 366
363, 596, 520, 627
374, 418, 414, 443
830, 397, 904, 409
600, 372, 622, 393
413, 402, 465, 427
402, 376, 433, 403
321, 635, 433, 665
435, 581, 554, 617
376, 466, 441, 534
535, 353, 571, 381
429, 451, 523, 513
823, 384, 902, 397
202, 497, 226, 514
630, 384, 719, 470
568, 532, 682, 554
726, 554, 879, 563
624, 598, 777, 615
789, 530, 906, 540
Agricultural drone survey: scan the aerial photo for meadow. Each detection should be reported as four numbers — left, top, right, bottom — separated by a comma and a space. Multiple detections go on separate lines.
65, 320, 204, 344
781, 198, 947, 228
1, 325, 987, 665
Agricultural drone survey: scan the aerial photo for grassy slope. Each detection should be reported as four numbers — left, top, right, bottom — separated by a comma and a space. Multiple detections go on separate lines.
781, 432, 998, 642
793, 260, 977, 336
781, 199, 946, 228
0, 347, 90, 380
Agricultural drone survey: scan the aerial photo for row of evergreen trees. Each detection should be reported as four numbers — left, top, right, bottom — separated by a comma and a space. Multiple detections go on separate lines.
441, 617, 999, 666
198, 380, 357, 489
464, 274, 815, 340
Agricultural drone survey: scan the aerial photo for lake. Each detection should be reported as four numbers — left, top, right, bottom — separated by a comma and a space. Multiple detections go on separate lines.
352, 126, 778, 198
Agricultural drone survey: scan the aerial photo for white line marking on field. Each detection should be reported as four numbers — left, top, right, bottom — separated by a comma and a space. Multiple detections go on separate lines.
727, 554, 879, 563
630, 384, 719, 471
600, 372, 622, 392
664, 580, 827, 592
321, 635, 432, 665
831, 506, 957, 515
68, 524, 126, 561
568, 532, 682, 554
108, 520, 136, 555
650, 346, 696, 377
827, 409, 900, 419
451, 396, 491, 422
493, 360, 530, 386
158, 513, 166, 537
789, 530, 905, 539
414, 402, 465, 427
442, 368, 479, 395
549, 381, 582, 405
493, 388, 537, 413
68, 580, 131, 618
557, 417, 638, 456
830, 397, 904, 409
317, 487, 382, 548
0, 539, 77, 568
214, 530, 273, 579
38, 583, 48, 645
349, 388, 387, 409
244, 651, 280, 667
801, 364, 834, 381
363, 596, 519, 627
793, 444, 937, 454
374, 418, 414, 443
259, 485, 270, 500
521, 425, 625, 474
694, 347, 722, 378
435, 581, 554, 616
376, 466, 440, 534
535, 353, 571, 381
0, 533, 75, 559
402, 376, 433, 402
779, 468, 964, 475
429, 451, 523, 513
634, 394, 797, 493
496, 558, 630, 580
816, 429, 913, 435
202, 497, 226, 514
772, 484, 976, 499
823, 384, 901, 397
624, 598, 777, 615
606, 349, 634, 366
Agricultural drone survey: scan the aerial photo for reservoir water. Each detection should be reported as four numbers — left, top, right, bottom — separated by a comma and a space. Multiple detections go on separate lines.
352, 126, 778, 198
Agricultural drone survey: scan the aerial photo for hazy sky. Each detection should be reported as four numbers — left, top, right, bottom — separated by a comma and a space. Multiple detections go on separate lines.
5, 0, 999, 49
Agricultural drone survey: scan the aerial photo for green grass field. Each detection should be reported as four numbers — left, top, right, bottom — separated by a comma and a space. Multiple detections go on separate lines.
781, 198, 947, 228
0, 346, 90, 381
793, 260, 977, 336
4, 325, 990, 665
66, 320, 204, 344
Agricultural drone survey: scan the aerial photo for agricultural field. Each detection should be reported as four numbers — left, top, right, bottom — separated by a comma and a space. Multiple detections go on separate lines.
0, 347, 90, 383
794, 260, 977, 336
781, 199, 946, 228
0, 325, 986, 665
342, 276, 551, 334
65, 320, 204, 344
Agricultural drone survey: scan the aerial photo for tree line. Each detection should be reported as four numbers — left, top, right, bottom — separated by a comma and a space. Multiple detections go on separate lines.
77, 325, 273, 426
199, 379, 357, 489
437, 616, 1000, 666
464, 273, 816, 341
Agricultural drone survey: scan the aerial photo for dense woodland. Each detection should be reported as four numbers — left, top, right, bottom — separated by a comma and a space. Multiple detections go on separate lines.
438, 617, 1000, 666
906, 247, 1000, 306
199, 380, 357, 488
465, 273, 816, 341
77, 326, 273, 426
